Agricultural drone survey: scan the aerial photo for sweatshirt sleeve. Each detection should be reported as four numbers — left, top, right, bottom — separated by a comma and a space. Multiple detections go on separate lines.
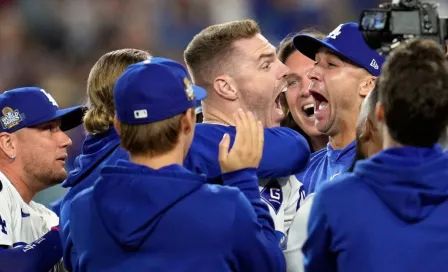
229, 191, 286, 272
259, 127, 310, 178
0, 229, 63, 272
302, 190, 337, 272
222, 169, 277, 244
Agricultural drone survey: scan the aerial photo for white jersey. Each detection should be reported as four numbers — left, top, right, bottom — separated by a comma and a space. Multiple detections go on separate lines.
259, 175, 305, 250
0, 171, 64, 272
284, 193, 315, 272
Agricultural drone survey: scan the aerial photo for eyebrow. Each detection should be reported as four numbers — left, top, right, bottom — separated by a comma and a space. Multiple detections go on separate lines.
257, 52, 276, 62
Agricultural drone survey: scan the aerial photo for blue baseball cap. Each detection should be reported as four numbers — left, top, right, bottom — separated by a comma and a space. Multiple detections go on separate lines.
293, 22, 385, 76
114, 57, 207, 124
0, 87, 85, 133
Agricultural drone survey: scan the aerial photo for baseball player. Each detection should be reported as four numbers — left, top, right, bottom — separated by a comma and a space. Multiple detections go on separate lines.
0, 87, 84, 272
184, 19, 311, 248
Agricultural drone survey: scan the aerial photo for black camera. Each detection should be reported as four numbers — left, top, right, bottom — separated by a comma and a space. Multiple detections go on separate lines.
359, 0, 447, 55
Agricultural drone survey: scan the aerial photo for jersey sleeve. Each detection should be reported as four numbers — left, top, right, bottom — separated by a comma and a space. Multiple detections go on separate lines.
0, 182, 13, 247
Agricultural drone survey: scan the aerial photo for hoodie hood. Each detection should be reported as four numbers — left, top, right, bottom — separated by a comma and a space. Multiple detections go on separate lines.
355, 145, 448, 222
62, 128, 124, 188
93, 160, 205, 250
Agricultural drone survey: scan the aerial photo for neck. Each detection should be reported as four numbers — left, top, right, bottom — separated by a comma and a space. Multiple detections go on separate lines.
382, 128, 404, 150
201, 101, 239, 126
329, 128, 356, 150
0, 165, 38, 204
309, 135, 329, 152
130, 147, 184, 170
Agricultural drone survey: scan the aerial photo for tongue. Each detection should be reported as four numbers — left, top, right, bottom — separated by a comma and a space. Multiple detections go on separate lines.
318, 101, 328, 111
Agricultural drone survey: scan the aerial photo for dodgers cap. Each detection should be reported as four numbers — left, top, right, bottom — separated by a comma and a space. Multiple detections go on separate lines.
293, 22, 385, 76
0, 87, 85, 133
114, 57, 207, 124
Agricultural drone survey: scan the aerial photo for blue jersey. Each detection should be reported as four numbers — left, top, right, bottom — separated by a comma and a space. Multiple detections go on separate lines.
297, 141, 356, 195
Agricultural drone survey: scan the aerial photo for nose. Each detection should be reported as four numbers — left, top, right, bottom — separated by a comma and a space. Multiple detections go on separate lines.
307, 64, 322, 83
58, 130, 73, 148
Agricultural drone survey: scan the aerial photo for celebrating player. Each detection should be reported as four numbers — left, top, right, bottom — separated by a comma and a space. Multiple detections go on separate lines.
184, 19, 311, 246
293, 22, 385, 194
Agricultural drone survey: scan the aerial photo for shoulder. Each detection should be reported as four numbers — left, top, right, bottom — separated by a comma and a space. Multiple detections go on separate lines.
70, 187, 94, 214
316, 172, 361, 200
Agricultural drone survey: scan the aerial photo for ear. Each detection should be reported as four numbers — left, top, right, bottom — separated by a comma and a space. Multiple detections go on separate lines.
180, 108, 195, 135
213, 75, 238, 101
375, 102, 385, 125
359, 119, 372, 142
113, 114, 121, 135
358, 76, 376, 98
0, 132, 16, 159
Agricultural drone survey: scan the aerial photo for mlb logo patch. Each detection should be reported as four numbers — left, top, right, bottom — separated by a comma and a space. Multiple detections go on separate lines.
0, 107, 22, 130
134, 109, 148, 119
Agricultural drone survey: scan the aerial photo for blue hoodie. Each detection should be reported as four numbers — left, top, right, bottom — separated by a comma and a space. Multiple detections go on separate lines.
60, 124, 308, 271
58, 128, 128, 270
69, 161, 286, 272
303, 145, 448, 272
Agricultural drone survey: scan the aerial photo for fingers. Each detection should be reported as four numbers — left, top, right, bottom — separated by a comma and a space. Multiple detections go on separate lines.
218, 133, 230, 167
246, 111, 257, 153
232, 109, 245, 150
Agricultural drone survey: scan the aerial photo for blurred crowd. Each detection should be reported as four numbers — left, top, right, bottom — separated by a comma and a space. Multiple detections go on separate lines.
0, 0, 383, 204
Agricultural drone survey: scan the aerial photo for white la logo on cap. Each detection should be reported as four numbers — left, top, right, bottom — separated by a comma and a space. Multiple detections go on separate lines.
40, 89, 58, 107
327, 24, 343, 40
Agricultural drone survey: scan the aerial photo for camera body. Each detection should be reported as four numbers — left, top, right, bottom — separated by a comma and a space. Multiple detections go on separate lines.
359, 0, 447, 55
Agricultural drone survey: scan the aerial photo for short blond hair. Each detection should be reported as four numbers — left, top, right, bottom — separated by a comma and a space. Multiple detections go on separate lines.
84, 49, 151, 134
184, 19, 260, 88
118, 109, 195, 157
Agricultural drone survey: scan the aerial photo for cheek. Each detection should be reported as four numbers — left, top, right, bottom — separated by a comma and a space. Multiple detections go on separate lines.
285, 88, 299, 108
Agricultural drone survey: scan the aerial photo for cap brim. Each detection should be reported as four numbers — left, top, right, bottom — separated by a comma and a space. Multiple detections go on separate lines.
193, 85, 207, 101
56, 106, 86, 131
293, 34, 340, 61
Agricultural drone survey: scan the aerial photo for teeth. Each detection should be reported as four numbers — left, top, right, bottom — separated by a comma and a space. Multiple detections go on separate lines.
303, 104, 314, 111
281, 86, 288, 93
318, 102, 328, 111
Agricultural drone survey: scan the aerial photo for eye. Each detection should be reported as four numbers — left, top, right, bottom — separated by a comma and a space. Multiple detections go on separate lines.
287, 80, 298, 87
262, 62, 271, 70
328, 62, 337, 67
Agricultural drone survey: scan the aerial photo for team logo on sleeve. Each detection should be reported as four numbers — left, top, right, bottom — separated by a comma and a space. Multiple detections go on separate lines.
183, 77, 195, 101
260, 179, 283, 214
1, 107, 22, 130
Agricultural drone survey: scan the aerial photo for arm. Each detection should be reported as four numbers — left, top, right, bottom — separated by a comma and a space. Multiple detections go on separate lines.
0, 228, 63, 272
230, 191, 286, 272
302, 191, 337, 272
258, 127, 310, 178
222, 169, 277, 245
